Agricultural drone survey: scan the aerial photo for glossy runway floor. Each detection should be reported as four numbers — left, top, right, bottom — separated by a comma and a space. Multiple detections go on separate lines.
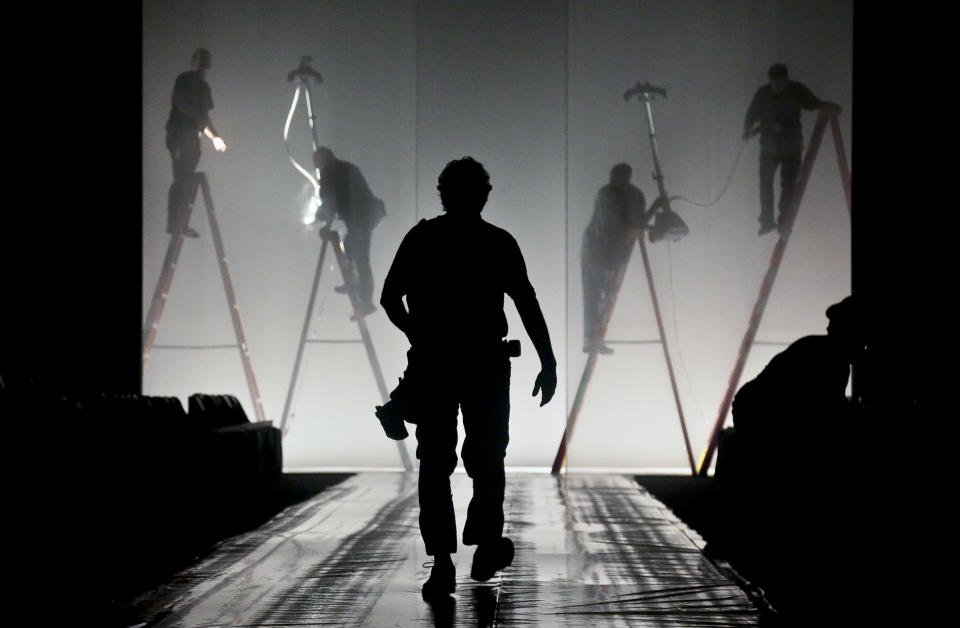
129, 473, 762, 626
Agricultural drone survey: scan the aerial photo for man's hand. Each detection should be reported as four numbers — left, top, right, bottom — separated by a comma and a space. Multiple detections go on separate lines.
212, 136, 227, 152
532, 366, 557, 407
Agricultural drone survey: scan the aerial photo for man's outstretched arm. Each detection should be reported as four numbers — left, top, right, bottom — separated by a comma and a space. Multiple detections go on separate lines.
172, 87, 226, 152
513, 290, 557, 406
506, 238, 557, 406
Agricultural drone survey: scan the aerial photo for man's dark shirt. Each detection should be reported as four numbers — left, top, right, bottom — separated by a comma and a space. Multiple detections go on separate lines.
166, 70, 213, 138
381, 213, 538, 351
583, 183, 645, 270
319, 159, 386, 230
744, 81, 821, 142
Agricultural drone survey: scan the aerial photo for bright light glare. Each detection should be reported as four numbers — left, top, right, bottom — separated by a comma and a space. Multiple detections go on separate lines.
302, 194, 321, 226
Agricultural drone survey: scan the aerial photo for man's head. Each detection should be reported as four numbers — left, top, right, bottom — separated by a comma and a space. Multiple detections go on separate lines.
192, 48, 212, 73
610, 163, 632, 187
768, 63, 789, 94
825, 296, 864, 359
437, 157, 492, 215
313, 146, 335, 170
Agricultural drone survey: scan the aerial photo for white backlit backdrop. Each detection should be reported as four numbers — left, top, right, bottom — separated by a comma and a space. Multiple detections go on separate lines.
143, 0, 852, 471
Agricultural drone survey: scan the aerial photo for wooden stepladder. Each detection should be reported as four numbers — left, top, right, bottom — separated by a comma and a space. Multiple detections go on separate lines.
696, 108, 852, 476
279, 228, 414, 471
142, 172, 268, 423
550, 234, 696, 475
552, 80, 698, 475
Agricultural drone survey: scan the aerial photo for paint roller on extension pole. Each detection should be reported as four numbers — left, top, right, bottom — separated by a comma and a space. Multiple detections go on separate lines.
623, 81, 689, 242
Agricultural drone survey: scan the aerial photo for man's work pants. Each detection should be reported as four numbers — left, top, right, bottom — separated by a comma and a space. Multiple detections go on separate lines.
344, 225, 376, 308
166, 128, 202, 234
414, 351, 511, 556
758, 145, 802, 227
582, 256, 621, 349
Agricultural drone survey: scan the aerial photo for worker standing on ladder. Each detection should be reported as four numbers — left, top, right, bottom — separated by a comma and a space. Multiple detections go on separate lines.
581, 163, 659, 354
743, 63, 840, 235
379, 157, 557, 600
312, 147, 386, 318
165, 48, 226, 238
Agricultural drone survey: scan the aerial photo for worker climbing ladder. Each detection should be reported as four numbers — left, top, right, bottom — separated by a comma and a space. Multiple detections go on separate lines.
142, 172, 268, 424
552, 81, 696, 475
551, 235, 696, 475
697, 107, 852, 476
279, 55, 412, 471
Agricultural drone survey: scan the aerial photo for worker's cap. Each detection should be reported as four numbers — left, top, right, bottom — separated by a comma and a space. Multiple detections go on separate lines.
825, 296, 856, 325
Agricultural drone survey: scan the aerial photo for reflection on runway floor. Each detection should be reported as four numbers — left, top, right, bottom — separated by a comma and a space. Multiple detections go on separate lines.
130, 473, 760, 626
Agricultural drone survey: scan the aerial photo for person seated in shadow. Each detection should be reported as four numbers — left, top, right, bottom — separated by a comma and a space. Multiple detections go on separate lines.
313, 146, 386, 319
581, 163, 661, 354
379, 156, 557, 600
732, 295, 863, 473
721, 296, 864, 613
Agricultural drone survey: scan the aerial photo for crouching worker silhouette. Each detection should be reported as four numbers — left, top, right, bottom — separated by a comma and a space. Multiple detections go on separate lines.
714, 295, 864, 595
378, 157, 557, 600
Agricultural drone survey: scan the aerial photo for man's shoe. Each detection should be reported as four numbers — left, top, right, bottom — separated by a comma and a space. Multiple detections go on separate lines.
333, 284, 349, 294
583, 343, 614, 355
758, 221, 777, 236
422, 559, 456, 600
471, 537, 514, 582
350, 302, 377, 321
170, 226, 200, 238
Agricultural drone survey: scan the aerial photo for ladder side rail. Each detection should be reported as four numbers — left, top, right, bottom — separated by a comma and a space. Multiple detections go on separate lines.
329, 231, 414, 471
142, 175, 200, 376
199, 174, 269, 424
550, 352, 597, 475
829, 114, 852, 216
551, 249, 633, 474
697, 110, 831, 475
637, 237, 696, 474
626, 88, 692, 470
280, 237, 330, 436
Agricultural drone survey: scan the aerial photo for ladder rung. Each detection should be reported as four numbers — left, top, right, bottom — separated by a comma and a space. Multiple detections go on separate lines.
151, 344, 240, 350
305, 339, 364, 344
604, 339, 662, 344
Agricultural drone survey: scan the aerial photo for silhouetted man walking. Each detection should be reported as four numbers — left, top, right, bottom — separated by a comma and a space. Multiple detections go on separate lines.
380, 157, 557, 599
165, 48, 226, 237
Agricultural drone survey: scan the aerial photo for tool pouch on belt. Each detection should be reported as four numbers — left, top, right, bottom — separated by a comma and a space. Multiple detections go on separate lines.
375, 339, 521, 440
375, 402, 409, 440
